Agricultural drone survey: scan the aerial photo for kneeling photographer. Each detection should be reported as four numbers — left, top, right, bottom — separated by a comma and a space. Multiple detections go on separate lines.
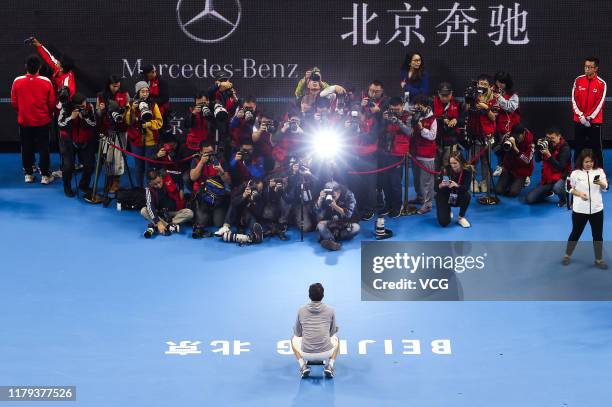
526, 128, 571, 206
215, 178, 265, 245
190, 142, 231, 238
315, 182, 360, 251
435, 152, 473, 228
57, 93, 98, 197
495, 124, 534, 197
279, 156, 318, 236
141, 169, 193, 238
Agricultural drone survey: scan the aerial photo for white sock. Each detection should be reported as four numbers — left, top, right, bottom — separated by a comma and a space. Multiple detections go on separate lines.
376, 216, 385, 228
328, 359, 335, 368
298, 358, 305, 368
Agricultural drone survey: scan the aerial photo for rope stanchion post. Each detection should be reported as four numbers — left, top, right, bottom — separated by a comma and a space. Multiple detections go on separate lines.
400, 153, 417, 216
83, 134, 105, 204
477, 138, 500, 205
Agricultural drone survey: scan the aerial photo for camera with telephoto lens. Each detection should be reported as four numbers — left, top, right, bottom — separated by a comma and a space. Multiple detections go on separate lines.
58, 86, 71, 106
134, 100, 153, 122
411, 108, 424, 127
238, 148, 251, 163
196, 103, 212, 118
243, 108, 255, 123
107, 100, 125, 124
260, 121, 275, 133
502, 134, 515, 152
246, 180, 260, 201
271, 178, 284, 192
384, 110, 400, 123
367, 98, 376, 109
536, 138, 550, 153
213, 102, 228, 121
323, 188, 334, 205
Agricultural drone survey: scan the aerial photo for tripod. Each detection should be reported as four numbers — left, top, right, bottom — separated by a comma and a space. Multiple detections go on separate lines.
400, 153, 418, 215
477, 138, 500, 205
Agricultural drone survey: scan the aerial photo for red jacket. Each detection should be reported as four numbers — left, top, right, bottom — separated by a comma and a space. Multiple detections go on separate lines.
572, 74, 607, 124
467, 99, 497, 138
58, 103, 97, 144
502, 129, 534, 178
186, 109, 213, 151
433, 96, 461, 145
148, 76, 170, 117
383, 113, 411, 156
97, 91, 129, 134
541, 138, 571, 185
272, 131, 303, 163
36, 44, 76, 108
412, 115, 437, 159
11, 74, 56, 127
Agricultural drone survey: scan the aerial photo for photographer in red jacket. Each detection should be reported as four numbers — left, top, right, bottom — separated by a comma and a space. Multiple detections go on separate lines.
185, 91, 214, 153
571, 57, 607, 165
57, 93, 98, 197
10, 55, 56, 184
495, 124, 534, 197
142, 64, 170, 121
433, 82, 463, 167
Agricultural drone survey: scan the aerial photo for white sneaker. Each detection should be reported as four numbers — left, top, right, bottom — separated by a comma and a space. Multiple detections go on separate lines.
51, 170, 63, 178
214, 224, 231, 237
457, 217, 471, 228
40, 175, 55, 185
450, 210, 454, 220
524, 176, 531, 187
24, 174, 35, 183
493, 165, 503, 177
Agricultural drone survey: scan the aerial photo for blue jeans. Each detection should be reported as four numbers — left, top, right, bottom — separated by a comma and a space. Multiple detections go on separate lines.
525, 179, 566, 204
130, 143, 155, 188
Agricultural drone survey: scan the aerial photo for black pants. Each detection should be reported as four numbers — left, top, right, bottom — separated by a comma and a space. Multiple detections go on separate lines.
378, 155, 404, 213
59, 137, 96, 188
566, 210, 604, 260
496, 170, 525, 197
574, 123, 603, 166
20, 124, 51, 176
194, 202, 227, 229
436, 189, 471, 227
347, 154, 377, 216
279, 199, 314, 232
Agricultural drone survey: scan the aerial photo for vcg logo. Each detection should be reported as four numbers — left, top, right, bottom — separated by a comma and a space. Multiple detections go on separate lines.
176, 0, 242, 43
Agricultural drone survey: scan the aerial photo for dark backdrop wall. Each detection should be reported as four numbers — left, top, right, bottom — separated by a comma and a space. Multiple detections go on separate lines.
2, 0, 610, 143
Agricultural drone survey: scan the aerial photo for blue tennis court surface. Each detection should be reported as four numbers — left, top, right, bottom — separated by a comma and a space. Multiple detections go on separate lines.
1, 152, 611, 406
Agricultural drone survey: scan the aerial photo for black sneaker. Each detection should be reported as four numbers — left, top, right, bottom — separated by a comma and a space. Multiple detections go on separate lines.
375, 228, 393, 240
192, 227, 212, 239
321, 239, 341, 251
300, 364, 311, 378
251, 223, 264, 243
63, 184, 75, 198
379, 207, 390, 216
595, 260, 609, 270
361, 211, 375, 221
324, 364, 335, 378
144, 224, 156, 239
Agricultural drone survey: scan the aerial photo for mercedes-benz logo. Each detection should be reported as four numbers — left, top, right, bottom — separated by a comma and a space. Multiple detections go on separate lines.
176, 0, 242, 43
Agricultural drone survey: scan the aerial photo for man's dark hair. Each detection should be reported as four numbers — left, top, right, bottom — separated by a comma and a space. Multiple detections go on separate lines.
370, 79, 384, 88
243, 95, 257, 104
240, 140, 254, 147
200, 141, 213, 149
388, 96, 404, 106
545, 127, 561, 136
477, 73, 492, 85
147, 169, 160, 181
309, 283, 324, 302
71, 92, 86, 105
493, 71, 514, 92
575, 148, 599, 169
413, 94, 431, 108
143, 64, 156, 75
25, 55, 41, 74
511, 124, 525, 136
585, 57, 599, 67
59, 55, 74, 72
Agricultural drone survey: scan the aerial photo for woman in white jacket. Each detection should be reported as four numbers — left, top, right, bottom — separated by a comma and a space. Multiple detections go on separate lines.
563, 149, 609, 269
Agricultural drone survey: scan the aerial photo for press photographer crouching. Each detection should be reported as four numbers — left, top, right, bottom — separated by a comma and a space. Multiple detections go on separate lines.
315, 182, 360, 251
57, 93, 97, 197
190, 142, 231, 238
495, 124, 534, 197
279, 156, 318, 237
436, 152, 473, 228
150, 131, 192, 195
141, 169, 193, 238
526, 128, 571, 206
215, 178, 265, 245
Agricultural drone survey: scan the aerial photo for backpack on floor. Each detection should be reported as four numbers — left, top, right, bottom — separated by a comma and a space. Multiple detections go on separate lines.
116, 187, 146, 210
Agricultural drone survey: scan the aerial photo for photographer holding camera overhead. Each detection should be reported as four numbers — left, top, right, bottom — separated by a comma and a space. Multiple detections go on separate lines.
125, 81, 163, 188
295, 67, 330, 101
315, 181, 360, 251
526, 127, 571, 206
190, 141, 231, 238
96, 75, 130, 193
57, 92, 97, 197
495, 124, 534, 197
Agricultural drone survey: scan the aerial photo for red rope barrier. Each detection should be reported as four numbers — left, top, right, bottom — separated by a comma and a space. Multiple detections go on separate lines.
103, 138, 197, 165
347, 158, 404, 175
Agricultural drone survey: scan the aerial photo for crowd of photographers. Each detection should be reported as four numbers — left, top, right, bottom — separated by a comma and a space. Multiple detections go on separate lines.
11, 42, 607, 250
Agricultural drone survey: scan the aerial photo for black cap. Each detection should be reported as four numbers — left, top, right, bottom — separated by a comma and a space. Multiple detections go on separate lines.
142, 64, 156, 75
437, 82, 453, 95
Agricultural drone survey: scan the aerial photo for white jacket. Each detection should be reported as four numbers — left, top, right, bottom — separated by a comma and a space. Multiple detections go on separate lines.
570, 168, 607, 214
